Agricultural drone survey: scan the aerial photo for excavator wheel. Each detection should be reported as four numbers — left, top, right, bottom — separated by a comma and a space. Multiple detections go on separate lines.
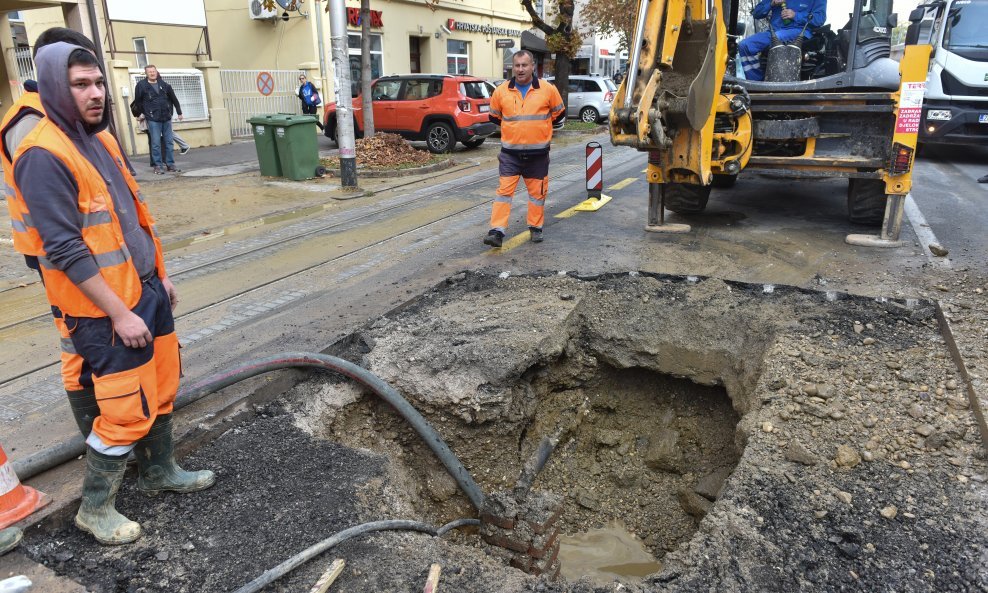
847, 179, 887, 226
664, 183, 712, 214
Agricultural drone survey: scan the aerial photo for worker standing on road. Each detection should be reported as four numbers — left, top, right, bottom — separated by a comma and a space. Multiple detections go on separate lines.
738, 0, 827, 81
10, 38, 214, 546
484, 50, 566, 248
1, 28, 108, 448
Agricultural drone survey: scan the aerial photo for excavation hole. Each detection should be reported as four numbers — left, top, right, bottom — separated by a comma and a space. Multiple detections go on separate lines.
321, 363, 741, 585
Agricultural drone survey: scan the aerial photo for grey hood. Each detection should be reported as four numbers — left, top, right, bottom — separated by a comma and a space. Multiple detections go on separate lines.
35, 41, 110, 139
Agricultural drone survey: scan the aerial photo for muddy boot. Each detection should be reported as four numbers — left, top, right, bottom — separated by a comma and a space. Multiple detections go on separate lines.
135, 414, 215, 495
67, 387, 98, 438
0, 527, 22, 555
75, 448, 142, 545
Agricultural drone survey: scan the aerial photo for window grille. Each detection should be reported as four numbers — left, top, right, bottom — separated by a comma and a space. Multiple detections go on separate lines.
129, 69, 209, 122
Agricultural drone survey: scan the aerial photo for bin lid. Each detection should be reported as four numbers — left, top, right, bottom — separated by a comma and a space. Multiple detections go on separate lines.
247, 114, 316, 127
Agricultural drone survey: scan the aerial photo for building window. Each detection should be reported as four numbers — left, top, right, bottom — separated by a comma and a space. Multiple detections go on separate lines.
133, 38, 149, 69
347, 32, 383, 83
447, 40, 469, 75
129, 69, 210, 121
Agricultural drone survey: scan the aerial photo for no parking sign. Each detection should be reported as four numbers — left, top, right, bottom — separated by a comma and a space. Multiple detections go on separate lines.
256, 71, 275, 96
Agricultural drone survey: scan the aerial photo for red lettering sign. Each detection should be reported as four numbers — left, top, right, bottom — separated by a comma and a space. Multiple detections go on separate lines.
346, 7, 383, 27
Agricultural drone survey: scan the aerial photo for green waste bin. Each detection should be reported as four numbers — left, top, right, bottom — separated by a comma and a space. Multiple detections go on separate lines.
269, 114, 325, 181
247, 115, 282, 177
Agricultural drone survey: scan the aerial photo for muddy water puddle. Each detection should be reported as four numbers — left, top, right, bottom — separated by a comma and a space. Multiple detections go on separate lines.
558, 522, 662, 585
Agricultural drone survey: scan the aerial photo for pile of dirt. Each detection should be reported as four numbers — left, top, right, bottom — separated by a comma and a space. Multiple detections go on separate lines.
322, 133, 433, 170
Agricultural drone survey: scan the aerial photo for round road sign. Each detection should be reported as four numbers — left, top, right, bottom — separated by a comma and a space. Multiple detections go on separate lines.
256, 71, 275, 96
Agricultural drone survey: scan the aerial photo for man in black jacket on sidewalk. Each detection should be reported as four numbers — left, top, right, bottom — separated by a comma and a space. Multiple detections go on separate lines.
133, 65, 182, 174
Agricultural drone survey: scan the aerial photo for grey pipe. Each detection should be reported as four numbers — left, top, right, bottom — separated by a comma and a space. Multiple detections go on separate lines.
231, 518, 480, 593
13, 352, 486, 511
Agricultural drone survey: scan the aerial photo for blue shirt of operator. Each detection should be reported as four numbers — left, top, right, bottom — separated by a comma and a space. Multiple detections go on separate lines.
752, 0, 827, 35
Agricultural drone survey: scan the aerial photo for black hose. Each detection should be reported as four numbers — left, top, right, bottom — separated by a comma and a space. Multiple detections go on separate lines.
13, 352, 486, 511
230, 518, 480, 593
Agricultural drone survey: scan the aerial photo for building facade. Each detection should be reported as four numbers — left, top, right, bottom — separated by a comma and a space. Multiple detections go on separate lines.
2, 0, 539, 147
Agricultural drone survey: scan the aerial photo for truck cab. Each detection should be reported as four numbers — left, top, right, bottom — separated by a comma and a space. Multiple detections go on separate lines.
909, 0, 988, 145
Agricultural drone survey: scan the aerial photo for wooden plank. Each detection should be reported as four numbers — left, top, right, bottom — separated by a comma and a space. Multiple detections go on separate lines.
308, 559, 345, 593
423, 563, 441, 593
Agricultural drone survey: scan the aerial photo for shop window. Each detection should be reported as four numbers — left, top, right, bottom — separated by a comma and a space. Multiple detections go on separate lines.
447, 39, 469, 75
348, 32, 383, 83
134, 38, 149, 69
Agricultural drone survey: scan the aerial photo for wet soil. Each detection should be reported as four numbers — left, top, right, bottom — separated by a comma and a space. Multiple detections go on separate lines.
20, 272, 988, 592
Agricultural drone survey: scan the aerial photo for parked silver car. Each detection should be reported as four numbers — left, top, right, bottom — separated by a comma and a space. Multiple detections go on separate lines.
545, 75, 616, 123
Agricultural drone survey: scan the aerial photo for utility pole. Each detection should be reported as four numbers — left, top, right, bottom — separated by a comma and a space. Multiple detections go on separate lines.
327, 0, 357, 188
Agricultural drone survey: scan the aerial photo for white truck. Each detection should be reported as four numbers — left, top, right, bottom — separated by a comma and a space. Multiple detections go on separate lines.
907, 0, 988, 145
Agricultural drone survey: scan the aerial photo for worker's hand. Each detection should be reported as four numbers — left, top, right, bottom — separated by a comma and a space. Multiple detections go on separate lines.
178, 115, 184, 122
161, 276, 179, 310
137, 115, 145, 121
112, 310, 153, 348
781, 8, 796, 19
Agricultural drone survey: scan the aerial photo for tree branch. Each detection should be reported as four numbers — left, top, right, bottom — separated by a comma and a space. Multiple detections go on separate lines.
520, 0, 556, 35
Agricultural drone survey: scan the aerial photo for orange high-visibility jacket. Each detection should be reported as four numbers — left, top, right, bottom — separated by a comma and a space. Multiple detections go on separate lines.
11, 119, 166, 318
489, 78, 565, 156
2, 91, 45, 256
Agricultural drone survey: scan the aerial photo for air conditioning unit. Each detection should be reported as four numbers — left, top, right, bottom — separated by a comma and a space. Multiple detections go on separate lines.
249, 0, 278, 20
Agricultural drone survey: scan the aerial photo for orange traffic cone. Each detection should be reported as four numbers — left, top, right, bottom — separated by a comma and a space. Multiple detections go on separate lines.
0, 443, 50, 529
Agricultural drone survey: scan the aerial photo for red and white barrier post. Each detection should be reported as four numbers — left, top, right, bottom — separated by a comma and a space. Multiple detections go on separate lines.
575, 141, 612, 212
586, 141, 603, 199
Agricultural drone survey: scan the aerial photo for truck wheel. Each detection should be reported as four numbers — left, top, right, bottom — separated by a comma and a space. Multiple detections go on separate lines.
426, 122, 454, 153
664, 183, 712, 214
462, 137, 486, 148
711, 174, 737, 188
847, 179, 887, 226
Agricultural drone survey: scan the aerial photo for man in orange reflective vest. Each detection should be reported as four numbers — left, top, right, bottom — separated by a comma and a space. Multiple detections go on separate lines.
1, 28, 104, 448
484, 50, 565, 248
11, 38, 214, 546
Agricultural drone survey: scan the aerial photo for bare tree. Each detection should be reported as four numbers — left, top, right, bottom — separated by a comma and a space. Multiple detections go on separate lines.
520, 0, 583, 111
360, 0, 375, 137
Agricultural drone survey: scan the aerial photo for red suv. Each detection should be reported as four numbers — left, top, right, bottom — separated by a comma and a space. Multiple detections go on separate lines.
323, 74, 496, 153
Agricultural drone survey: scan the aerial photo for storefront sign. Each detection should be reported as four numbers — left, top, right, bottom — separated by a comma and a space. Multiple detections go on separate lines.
347, 7, 383, 27
599, 48, 611, 56
496, 39, 515, 49
447, 18, 523, 37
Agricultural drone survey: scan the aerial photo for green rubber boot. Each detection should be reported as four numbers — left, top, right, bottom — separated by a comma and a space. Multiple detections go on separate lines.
0, 527, 22, 555
74, 448, 141, 545
135, 414, 215, 495
67, 386, 98, 438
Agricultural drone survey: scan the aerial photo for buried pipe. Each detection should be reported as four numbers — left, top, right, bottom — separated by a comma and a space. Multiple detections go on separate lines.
513, 398, 591, 500
13, 352, 487, 511
231, 518, 481, 593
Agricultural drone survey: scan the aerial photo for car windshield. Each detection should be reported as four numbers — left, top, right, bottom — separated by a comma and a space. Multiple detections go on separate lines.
944, 0, 988, 50
459, 81, 492, 99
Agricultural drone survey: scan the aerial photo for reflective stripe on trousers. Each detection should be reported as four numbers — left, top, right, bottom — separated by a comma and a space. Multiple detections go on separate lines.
490, 151, 549, 232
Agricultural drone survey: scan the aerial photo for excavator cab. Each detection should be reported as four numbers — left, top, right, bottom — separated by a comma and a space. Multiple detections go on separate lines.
610, 0, 931, 245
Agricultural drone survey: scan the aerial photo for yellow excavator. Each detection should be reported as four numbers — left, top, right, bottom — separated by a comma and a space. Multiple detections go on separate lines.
611, 0, 931, 246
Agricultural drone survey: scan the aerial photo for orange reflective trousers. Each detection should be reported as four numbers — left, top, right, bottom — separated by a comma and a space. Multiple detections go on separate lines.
490, 151, 549, 232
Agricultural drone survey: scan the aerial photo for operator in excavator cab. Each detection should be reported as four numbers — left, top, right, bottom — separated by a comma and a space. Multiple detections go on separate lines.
738, 0, 827, 80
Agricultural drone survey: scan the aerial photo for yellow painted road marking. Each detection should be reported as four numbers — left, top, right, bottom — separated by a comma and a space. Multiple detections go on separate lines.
496, 231, 534, 252
555, 205, 580, 219
608, 177, 637, 191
